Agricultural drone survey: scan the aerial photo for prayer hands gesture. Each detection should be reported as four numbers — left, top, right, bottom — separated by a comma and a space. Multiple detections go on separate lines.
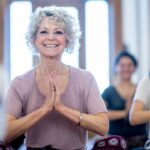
43, 74, 62, 112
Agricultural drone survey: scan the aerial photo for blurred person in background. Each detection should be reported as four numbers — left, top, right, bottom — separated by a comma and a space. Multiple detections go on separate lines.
130, 73, 150, 149
102, 50, 147, 150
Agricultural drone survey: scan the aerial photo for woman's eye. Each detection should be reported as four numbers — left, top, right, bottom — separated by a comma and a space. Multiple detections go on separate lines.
54, 31, 64, 35
40, 30, 48, 34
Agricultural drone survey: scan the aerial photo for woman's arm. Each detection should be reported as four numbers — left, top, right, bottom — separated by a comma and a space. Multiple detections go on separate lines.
4, 87, 55, 143
130, 100, 150, 125
130, 76, 150, 125
102, 87, 129, 121
108, 98, 131, 121
55, 103, 109, 136
103, 100, 127, 121
107, 110, 126, 121
53, 73, 109, 136
4, 106, 49, 143
54, 85, 109, 136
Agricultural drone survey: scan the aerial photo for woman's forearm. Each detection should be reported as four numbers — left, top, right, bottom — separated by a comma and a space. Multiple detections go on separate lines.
4, 106, 49, 143
108, 110, 126, 120
130, 110, 150, 125
55, 104, 109, 136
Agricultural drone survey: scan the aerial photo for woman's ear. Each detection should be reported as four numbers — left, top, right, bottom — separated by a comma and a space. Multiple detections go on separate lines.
65, 39, 69, 48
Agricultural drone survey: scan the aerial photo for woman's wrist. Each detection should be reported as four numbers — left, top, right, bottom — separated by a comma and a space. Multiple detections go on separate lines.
78, 112, 83, 126
41, 104, 53, 113
54, 102, 64, 112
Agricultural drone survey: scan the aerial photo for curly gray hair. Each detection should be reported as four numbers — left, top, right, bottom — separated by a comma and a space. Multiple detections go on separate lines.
26, 6, 82, 53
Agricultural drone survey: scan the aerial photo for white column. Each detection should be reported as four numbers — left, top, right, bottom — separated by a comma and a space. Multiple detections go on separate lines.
138, 0, 150, 77
121, 0, 138, 55
121, 0, 150, 81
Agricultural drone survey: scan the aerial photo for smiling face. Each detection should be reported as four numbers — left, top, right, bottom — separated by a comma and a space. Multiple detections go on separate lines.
115, 56, 136, 81
34, 17, 67, 59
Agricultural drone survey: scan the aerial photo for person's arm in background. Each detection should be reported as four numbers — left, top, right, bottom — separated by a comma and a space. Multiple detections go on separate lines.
106, 110, 127, 121
102, 87, 128, 121
130, 76, 150, 125
130, 100, 150, 125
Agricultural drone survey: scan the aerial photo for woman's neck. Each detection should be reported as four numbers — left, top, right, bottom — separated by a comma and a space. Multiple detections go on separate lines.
38, 58, 65, 75
114, 77, 133, 86
115, 81, 136, 89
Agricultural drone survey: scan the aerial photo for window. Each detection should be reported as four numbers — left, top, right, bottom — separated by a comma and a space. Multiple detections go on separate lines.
85, 0, 109, 93
10, 1, 32, 79
61, 7, 79, 67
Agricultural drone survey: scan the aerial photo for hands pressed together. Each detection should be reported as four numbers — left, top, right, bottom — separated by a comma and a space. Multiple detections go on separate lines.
42, 74, 62, 112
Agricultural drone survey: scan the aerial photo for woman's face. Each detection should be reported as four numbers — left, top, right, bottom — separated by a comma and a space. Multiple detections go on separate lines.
34, 17, 67, 59
115, 57, 136, 81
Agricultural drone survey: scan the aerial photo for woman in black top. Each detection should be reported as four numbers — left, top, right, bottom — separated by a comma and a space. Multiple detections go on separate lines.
102, 50, 147, 150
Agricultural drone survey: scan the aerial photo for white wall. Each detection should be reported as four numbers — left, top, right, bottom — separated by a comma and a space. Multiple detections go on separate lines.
121, 0, 150, 81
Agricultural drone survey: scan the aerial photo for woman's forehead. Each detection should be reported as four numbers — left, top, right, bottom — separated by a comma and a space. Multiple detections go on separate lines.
40, 17, 65, 28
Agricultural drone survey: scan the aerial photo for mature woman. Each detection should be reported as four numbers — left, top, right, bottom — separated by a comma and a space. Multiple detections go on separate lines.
4, 6, 108, 150
102, 51, 147, 149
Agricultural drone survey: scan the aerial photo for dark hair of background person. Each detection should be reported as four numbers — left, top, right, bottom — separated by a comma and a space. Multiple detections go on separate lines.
114, 50, 138, 68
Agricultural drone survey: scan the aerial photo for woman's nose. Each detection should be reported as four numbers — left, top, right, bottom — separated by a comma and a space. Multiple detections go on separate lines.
47, 32, 56, 40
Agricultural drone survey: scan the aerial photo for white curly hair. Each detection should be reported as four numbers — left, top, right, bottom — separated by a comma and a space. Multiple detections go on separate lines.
26, 6, 82, 53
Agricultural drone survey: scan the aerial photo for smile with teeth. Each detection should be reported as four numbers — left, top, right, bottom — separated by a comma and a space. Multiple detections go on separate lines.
44, 44, 58, 48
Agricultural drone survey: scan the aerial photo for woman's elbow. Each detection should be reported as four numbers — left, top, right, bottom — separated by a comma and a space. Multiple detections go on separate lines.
101, 125, 109, 136
98, 120, 109, 136
129, 113, 139, 126
2, 132, 11, 144
94, 113, 109, 136
2, 125, 15, 143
